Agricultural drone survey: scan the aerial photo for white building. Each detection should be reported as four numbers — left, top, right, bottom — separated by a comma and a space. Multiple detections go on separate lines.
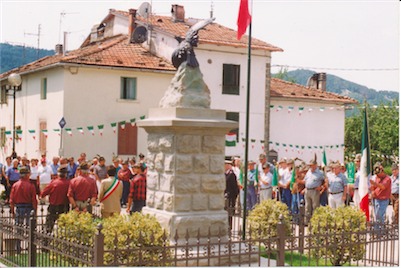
0, 4, 356, 164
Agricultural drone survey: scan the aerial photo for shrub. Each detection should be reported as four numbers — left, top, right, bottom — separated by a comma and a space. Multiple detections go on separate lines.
309, 206, 367, 266
55, 211, 171, 266
247, 199, 291, 242
102, 213, 170, 266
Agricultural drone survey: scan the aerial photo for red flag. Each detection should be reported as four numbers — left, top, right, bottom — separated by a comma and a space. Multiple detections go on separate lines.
237, 0, 251, 40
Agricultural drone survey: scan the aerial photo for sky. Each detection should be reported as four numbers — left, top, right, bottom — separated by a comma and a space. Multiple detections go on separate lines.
0, 0, 399, 92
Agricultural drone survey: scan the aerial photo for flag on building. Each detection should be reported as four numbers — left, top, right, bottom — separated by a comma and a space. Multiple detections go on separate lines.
119, 121, 126, 130
16, 130, 23, 140
236, 0, 251, 40
130, 118, 136, 127
359, 105, 371, 221
5, 131, 12, 141
225, 132, 237, 147
53, 129, 61, 136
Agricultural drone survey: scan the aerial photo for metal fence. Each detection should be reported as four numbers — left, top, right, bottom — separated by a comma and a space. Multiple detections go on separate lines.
0, 203, 399, 267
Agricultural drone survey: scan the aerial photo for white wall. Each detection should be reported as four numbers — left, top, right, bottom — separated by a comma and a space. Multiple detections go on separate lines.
269, 100, 345, 164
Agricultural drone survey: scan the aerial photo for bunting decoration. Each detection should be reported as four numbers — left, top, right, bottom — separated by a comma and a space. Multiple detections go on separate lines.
66, 128, 73, 136
140, 115, 146, 120
98, 125, 104, 136
28, 129, 36, 140
87, 126, 95, 135
16, 130, 23, 140
298, 107, 304, 116
119, 121, 126, 130
111, 122, 117, 133
5, 131, 12, 141
77, 127, 84, 135
53, 129, 61, 136
41, 129, 48, 138
130, 118, 136, 127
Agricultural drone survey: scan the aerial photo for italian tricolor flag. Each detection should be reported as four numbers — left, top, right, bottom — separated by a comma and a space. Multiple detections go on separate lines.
225, 132, 237, 147
359, 106, 371, 221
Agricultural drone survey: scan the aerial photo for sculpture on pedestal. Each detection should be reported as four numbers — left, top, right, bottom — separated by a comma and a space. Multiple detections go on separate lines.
159, 18, 215, 109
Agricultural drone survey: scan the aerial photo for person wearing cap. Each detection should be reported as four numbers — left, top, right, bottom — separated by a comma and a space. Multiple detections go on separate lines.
304, 158, 325, 221
292, 163, 307, 217
127, 163, 147, 213
5, 158, 21, 204
390, 163, 399, 224
9, 166, 37, 252
224, 159, 239, 229
279, 159, 294, 211
40, 166, 70, 233
259, 163, 272, 202
67, 162, 98, 213
118, 160, 133, 208
246, 160, 258, 211
258, 153, 267, 176
99, 165, 123, 218
327, 161, 348, 209
232, 157, 244, 208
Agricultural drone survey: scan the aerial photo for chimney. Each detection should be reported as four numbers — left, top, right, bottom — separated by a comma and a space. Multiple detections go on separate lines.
55, 44, 63, 55
171, 4, 185, 22
128, 9, 137, 43
317, 72, 326, 91
306, 72, 327, 91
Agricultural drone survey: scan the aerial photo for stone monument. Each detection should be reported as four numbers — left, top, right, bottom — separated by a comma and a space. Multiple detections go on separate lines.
138, 18, 238, 244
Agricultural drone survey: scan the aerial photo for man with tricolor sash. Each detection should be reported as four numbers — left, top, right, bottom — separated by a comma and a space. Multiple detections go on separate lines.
99, 165, 123, 218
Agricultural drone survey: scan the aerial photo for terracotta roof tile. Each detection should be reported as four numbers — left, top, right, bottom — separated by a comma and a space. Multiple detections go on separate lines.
0, 35, 175, 80
271, 78, 358, 104
134, 14, 283, 52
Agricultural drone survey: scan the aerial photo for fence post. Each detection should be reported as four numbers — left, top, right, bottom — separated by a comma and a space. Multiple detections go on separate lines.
277, 214, 285, 266
298, 199, 305, 254
94, 223, 104, 266
28, 210, 37, 267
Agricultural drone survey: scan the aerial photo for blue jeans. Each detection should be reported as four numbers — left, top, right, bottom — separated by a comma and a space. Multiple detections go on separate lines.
320, 191, 328, 206
15, 205, 34, 252
374, 199, 389, 223
291, 193, 304, 215
121, 180, 130, 205
246, 185, 257, 211
281, 188, 292, 211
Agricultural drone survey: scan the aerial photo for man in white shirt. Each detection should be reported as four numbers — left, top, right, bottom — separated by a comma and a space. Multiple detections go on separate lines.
259, 163, 273, 202
38, 159, 52, 194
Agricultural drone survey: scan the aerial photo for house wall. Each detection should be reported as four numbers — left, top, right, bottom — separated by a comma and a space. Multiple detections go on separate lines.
0, 66, 173, 162
269, 99, 345, 164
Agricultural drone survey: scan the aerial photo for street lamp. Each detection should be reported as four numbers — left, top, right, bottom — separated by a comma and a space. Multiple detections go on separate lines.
7, 73, 22, 158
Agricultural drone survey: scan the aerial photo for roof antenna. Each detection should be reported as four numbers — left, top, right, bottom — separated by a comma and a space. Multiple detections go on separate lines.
210, 0, 214, 19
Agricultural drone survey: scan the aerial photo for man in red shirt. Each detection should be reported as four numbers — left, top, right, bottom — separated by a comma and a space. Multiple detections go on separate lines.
10, 166, 38, 225
67, 162, 98, 213
9, 166, 38, 253
40, 166, 70, 233
126, 163, 146, 214
118, 160, 133, 208
370, 162, 392, 228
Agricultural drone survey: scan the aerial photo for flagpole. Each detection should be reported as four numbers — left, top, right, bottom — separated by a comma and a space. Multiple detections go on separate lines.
241, 18, 252, 241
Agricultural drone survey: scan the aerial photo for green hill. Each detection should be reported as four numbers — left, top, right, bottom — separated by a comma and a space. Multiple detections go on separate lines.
273, 69, 399, 106
0, 43, 54, 73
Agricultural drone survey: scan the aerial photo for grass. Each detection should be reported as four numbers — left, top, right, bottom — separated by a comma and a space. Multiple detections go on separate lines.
1, 252, 81, 267
261, 250, 333, 266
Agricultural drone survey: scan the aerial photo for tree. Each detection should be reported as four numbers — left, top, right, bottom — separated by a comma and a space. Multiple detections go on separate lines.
344, 100, 399, 167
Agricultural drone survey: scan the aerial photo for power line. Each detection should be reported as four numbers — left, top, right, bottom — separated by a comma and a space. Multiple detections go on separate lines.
272, 64, 398, 71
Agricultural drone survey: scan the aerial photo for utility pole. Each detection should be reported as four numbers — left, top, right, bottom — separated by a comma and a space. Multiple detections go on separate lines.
58, 11, 79, 43
24, 24, 41, 59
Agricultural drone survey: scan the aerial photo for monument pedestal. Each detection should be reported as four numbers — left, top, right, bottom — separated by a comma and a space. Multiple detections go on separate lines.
138, 107, 237, 244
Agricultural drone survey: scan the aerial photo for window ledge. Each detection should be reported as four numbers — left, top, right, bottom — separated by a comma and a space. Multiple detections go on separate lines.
117, 99, 139, 103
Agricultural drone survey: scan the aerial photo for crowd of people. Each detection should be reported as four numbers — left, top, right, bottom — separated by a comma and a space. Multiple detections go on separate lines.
224, 153, 399, 225
0, 152, 148, 233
